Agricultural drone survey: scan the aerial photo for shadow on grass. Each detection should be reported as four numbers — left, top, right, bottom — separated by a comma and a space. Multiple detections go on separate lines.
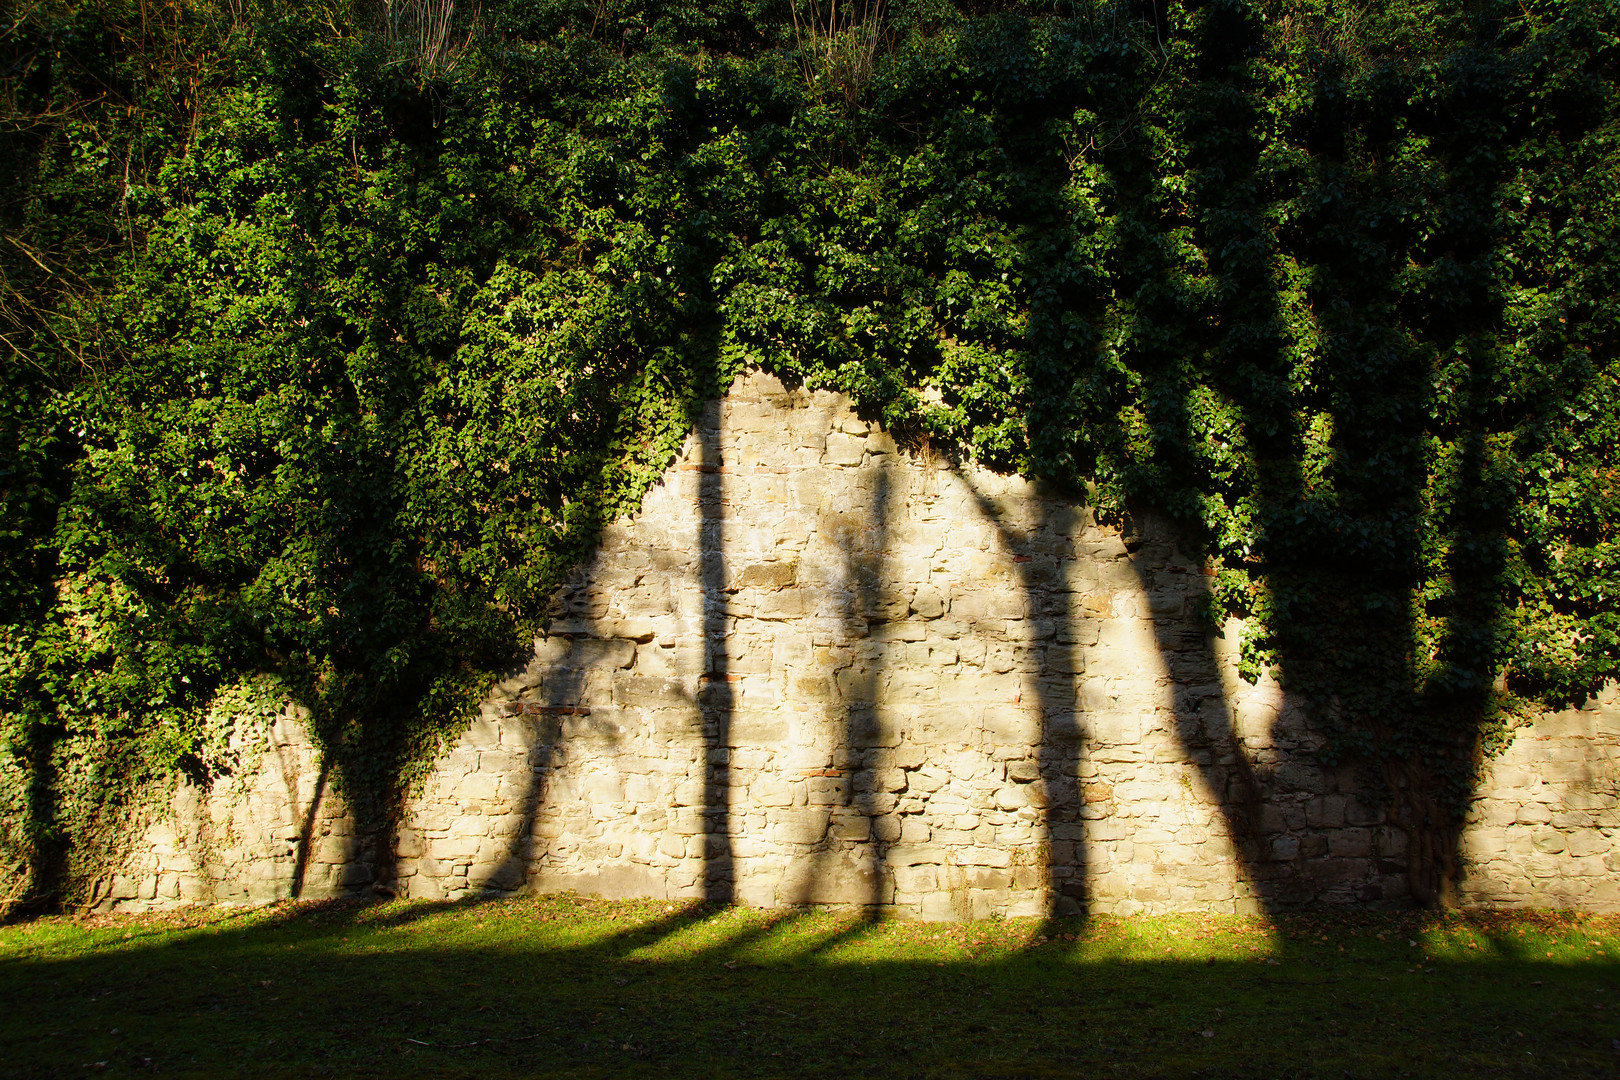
4, 897, 1617, 1080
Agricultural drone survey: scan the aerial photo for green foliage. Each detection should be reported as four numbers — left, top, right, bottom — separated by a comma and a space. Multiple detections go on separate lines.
2, 0, 1617, 906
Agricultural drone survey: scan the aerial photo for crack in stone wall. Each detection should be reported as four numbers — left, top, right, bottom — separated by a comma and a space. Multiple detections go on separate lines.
100, 373, 1620, 916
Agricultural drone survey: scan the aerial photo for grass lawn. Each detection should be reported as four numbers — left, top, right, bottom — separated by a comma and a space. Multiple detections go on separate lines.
1, 896, 1616, 1078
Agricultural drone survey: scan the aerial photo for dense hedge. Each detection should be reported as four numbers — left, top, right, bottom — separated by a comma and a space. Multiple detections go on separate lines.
2, 0, 1616, 908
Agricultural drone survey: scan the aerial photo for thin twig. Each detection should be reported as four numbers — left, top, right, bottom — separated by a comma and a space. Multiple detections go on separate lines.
405, 1031, 549, 1050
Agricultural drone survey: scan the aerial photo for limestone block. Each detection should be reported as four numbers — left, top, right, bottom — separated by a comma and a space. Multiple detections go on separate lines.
333, 862, 373, 887
614, 674, 692, 710
1517, 803, 1553, 825
822, 432, 866, 466
311, 835, 355, 865
1541, 758, 1605, 785
773, 810, 831, 846
456, 773, 503, 803
1536, 711, 1597, 738
1004, 759, 1040, 783
781, 852, 889, 905
107, 874, 142, 900
248, 877, 296, 902
982, 708, 1041, 745
910, 584, 946, 619
961, 846, 1012, 868
830, 812, 871, 841
432, 835, 483, 860
806, 776, 847, 805
1089, 710, 1142, 746
993, 786, 1028, 811
727, 712, 790, 747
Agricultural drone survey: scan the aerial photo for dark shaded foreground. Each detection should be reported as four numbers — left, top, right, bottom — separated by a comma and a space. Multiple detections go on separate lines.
1, 897, 1616, 1079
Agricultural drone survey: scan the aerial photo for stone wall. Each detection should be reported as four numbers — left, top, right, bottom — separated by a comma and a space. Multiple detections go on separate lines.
99, 373, 1620, 916
1458, 700, 1620, 909
98, 711, 362, 909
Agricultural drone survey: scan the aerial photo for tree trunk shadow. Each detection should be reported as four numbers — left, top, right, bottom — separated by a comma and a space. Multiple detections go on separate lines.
794, 457, 892, 910
698, 399, 735, 905
961, 474, 1087, 920
1120, 510, 1280, 910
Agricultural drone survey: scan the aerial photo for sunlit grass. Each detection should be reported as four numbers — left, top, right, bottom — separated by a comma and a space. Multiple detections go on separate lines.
2, 896, 1616, 1078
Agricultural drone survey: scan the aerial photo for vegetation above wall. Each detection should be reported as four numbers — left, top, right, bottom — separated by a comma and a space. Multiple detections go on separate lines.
2, 0, 1616, 909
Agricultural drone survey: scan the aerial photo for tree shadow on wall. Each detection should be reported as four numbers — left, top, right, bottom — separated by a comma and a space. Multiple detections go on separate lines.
285, 591, 619, 904
960, 475, 1088, 919
424, 54, 748, 908
949, 1, 1544, 914
472, 608, 618, 899
473, 375, 729, 906
794, 454, 894, 910
1066, 2, 1520, 910
698, 399, 737, 904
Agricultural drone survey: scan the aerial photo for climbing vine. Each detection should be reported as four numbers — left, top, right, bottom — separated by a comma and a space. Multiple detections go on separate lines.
2, 0, 1616, 908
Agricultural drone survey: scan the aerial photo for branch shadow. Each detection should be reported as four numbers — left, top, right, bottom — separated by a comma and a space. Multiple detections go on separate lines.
795, 454, 893, 910
287, 753, 334, 900
470, 623, 598, 898
961, 474, 1087, 920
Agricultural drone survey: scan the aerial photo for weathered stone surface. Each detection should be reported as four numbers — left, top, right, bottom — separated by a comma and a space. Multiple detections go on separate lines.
99, 373, 1620, 917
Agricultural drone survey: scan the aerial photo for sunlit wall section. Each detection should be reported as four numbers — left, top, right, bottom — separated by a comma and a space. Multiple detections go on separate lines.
394, 372, 1266, 916
1456, 702, 1620, 909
